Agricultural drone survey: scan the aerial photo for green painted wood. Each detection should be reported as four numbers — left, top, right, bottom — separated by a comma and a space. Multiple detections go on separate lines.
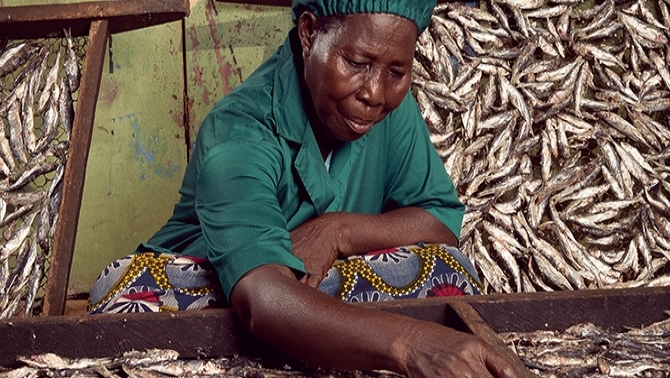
0, 0, 297, 296
183, 0, 293, 153
67, 21, 187, 294
2, 0, 188, 295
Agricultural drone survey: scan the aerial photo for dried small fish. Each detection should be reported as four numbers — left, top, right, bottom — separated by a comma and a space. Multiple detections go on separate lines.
0, 212, 36, 262
0, 42, 40, 80
36, 50, 61, 116
6, 92, 28, 165
63, 28, 80, 92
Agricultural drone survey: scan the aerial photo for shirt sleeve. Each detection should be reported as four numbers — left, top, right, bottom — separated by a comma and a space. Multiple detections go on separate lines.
195, 139, 306, 299
382, 92, 465, 239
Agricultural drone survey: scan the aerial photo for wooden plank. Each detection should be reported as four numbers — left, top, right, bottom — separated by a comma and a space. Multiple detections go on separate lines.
42, 20, 110, 317
4, 287, 669, 369
0, 309, 256, 369
465, 286, 670, 333
0, 0, 189, 40
448, 301, 536, 378
0, 299, 455, 368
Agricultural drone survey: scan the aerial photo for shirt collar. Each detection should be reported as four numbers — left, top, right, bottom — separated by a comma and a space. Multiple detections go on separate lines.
271, 28, 311, 144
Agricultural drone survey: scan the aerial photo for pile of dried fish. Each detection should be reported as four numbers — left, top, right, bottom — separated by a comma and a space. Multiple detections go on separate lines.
0, 349, 403, 378
413, 0, 670, 294
0, 30, 80, 318
499, 310, 670, 377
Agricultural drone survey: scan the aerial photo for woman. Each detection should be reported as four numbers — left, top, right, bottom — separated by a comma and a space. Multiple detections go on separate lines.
89, 1, 520, 376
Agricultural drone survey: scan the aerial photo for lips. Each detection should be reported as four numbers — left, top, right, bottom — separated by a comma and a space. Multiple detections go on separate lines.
344, 115, 376, 135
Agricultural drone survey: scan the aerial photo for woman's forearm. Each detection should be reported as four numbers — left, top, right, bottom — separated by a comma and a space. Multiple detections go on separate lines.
231, 265, 406, 372
231, 264, 520, 378
338, 207, 458, 257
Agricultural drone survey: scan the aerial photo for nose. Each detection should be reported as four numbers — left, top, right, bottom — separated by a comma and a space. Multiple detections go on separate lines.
358, 70, 385, 107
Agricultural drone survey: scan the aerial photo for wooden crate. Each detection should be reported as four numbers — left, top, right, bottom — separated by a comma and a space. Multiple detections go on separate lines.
2, 286, 669, 376
0, 0, 189, 317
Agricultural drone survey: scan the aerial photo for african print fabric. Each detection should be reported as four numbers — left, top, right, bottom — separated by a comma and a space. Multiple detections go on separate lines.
88, 244, 481, 314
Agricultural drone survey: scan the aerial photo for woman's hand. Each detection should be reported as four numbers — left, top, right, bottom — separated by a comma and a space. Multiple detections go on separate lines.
290, 208, 459, 288
232, 265, 520, 378
290, 212, 351, 288
396, 321, 520, 378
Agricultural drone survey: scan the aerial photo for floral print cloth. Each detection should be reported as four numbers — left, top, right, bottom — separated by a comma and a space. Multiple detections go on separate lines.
88, 244, 481, 314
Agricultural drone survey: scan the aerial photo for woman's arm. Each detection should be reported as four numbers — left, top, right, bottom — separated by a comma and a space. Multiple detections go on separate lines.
230, 264, 519, 378
290, 207, 457, 287
336, 206, 459, 252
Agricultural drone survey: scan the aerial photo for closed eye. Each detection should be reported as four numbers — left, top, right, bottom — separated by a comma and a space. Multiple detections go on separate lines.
346, 58, 366, 69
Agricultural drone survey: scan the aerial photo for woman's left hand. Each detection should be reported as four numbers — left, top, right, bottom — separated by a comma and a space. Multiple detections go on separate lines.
290, 212, 351, 288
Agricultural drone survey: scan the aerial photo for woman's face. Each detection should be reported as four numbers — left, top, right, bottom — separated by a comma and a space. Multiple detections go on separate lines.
299, 12, 418, 142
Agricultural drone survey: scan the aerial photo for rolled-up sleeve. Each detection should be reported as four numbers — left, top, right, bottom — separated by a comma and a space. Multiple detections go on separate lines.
195, 140, 306, 299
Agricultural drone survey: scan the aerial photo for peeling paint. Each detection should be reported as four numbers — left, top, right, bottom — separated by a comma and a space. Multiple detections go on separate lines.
112, 114, 181, 180
188, 25, 200, 51
218, 62, 234, 95
204, 0, 235, 94
193, 65, 204, 87
202, 87, 211, 106
99, 81, 119, 107
112, 113, 141, 122
132, 121, 155, 165
155, 164, 180, 178
169, 108, 185, 131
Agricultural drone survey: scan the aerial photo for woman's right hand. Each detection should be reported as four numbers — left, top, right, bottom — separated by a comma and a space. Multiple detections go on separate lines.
395, 321, 520, 378
289, 213, 348, 288
232, 264, 520, 378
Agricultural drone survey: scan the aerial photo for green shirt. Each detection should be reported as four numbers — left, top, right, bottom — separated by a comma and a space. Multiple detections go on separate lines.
139, 29, 464, 299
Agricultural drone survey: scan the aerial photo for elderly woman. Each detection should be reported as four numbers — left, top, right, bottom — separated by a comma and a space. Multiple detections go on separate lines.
89, 0, 520, 376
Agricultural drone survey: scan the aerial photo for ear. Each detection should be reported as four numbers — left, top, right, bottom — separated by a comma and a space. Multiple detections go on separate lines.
297, 11, 318, 57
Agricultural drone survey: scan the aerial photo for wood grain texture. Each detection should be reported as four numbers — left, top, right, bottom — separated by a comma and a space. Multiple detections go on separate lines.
3, 287, 669, 372
449, 301, 536, 378
43, 19, 110, 317
0, 0, 189, 40
466, 286, 670, 333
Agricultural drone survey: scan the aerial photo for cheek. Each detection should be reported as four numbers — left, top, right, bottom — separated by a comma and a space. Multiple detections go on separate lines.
325, 63, 359, 95
386, 79, 412, 109
322, 69, 361, 109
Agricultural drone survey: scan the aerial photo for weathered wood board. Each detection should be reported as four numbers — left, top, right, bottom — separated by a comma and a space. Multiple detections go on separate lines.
2, 286, 668, 376
467, 285, 670, 333
0, 0, 190, 317
0, 0, 190, 39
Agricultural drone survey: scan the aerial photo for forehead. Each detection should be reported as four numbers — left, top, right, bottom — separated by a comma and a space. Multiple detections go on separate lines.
317, 13, 418, 54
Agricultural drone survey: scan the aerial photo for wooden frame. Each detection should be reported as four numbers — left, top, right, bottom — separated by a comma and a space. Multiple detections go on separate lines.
0, 0, 190, 317
2, 286, 668, 376
1, 4, 669, 375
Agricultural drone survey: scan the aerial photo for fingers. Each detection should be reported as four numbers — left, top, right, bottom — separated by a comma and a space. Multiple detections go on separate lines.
486, 353, 520, 378
298, 272, 325, 288
306, 272, 324, 288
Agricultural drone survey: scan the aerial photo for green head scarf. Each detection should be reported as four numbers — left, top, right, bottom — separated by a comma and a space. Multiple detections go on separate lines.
291, 0, 437, 33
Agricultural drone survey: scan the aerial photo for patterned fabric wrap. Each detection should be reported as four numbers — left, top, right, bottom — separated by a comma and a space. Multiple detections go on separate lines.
88, 244, 481, 314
